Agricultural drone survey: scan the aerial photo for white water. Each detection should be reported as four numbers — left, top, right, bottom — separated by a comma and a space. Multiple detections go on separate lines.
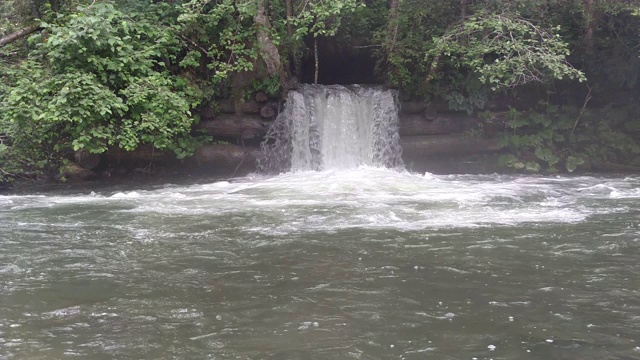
259, 85, 403, 172
3, 169, 638, 233
2, 85, 640, 358
2, 170, 640, 359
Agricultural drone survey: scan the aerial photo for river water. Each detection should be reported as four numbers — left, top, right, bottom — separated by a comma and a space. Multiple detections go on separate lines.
1, 168, 639, 359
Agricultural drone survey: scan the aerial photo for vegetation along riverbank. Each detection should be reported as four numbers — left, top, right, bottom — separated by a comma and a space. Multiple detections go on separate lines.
1, 0, 639, 190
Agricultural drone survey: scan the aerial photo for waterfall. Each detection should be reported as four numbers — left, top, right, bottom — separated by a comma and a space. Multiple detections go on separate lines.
258, 84, 403, 173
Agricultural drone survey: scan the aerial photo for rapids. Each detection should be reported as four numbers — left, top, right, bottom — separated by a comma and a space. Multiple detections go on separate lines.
1, 169, 640, 359
1, 85, 639, 359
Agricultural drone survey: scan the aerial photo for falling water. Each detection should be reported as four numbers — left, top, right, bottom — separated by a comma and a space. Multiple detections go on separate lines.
5, 87, 640, 360
259, 84, 403, 173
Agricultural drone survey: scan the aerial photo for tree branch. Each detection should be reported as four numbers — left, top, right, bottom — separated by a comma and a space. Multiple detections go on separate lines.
0, 25, 40, 48
572, 84, 592, 135
255, 0, 286, 84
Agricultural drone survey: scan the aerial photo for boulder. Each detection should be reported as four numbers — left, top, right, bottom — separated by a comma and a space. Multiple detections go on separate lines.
74, 149, 100, 170
60, 162, 97, 181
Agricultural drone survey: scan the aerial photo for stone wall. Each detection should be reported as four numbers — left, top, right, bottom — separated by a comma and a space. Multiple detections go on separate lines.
62, 98, 502, 182
191, 99, 503, 175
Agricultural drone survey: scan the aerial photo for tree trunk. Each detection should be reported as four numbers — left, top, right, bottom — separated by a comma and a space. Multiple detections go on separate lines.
285, 0, 293, 37
255, 0, 286, 84
389, 0, 399, 22
583, 0, 595, 54
0, 25, 40, 48
386, 0, 399, 57
314, 37, 319, 84
460, 0, 468, 18
30, 0, 41, 18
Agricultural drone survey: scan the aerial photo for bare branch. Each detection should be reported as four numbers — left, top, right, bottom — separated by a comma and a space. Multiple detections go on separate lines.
0, 25, 40, 48
572, 84, 592, 135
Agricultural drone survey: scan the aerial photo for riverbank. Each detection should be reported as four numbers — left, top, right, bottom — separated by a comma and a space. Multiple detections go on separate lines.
3, 87, 639, 194
45, 97, 509, 185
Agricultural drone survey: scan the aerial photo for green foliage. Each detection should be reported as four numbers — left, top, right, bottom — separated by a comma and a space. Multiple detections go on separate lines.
580, 1, 640, 89
1, 0, 367, 181
499, 103, 640, 173
175, 0, 363, 98
288, 0, 362, 39
429, 11, 586, 90
334, 0, 387, 44
373, 0, 458, 96
177, 0, 362, 76
3, 0, 640, 181
178, 0, 258, 84
118, 73, 199, 158
496, 0, 640, 92
444, 89, 488, 115
250, 74, 282, 97
373, 2, 586, 106
0, 1, 203, 181
499, 105, 579, 173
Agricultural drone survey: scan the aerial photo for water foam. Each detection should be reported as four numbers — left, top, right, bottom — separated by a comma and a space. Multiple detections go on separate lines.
2, 169, 632, 234
259, 85, 403, 172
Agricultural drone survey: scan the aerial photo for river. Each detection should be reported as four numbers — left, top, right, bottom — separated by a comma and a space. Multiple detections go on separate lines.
1, 167, 639, 359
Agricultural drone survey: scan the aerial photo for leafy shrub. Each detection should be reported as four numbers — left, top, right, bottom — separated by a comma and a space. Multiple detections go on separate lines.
499, 103, 640, 173
0, 2, 203, 181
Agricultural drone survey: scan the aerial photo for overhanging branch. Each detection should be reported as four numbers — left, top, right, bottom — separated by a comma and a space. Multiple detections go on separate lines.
0, 25, 40, 48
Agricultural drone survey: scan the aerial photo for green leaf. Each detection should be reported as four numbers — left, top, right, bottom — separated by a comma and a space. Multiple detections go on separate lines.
566, 156, 584, 173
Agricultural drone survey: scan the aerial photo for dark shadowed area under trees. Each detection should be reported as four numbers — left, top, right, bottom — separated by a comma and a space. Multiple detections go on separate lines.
1, 0, 639, 186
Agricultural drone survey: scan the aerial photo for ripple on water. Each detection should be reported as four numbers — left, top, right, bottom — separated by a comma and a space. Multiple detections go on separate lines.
1, 170, 640, 359
42, 306, 82, 320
